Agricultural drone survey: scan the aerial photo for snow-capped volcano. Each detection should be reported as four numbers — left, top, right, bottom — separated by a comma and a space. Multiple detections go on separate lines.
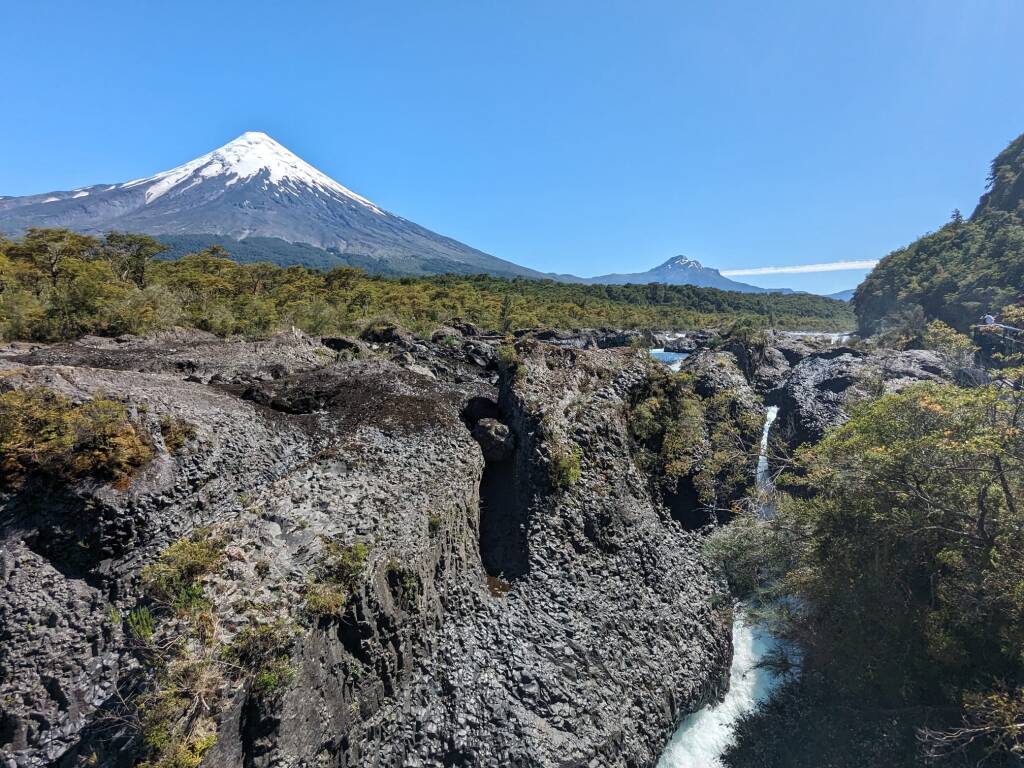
120, 131, 385, 213
0, 132, 545, 278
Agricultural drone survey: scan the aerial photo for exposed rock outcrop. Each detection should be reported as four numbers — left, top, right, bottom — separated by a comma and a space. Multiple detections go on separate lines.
1, 331, 731, 767
770, 348, 950, 448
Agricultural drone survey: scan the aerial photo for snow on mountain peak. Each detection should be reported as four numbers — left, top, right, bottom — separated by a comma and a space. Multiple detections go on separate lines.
664, 256, 704, 270
120, 131, 384, 214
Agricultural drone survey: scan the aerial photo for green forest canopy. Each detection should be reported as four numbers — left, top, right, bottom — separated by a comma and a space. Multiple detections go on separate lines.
714, 379, 1024, 766
0, 228, 853, 342
854, 132, 1024, 335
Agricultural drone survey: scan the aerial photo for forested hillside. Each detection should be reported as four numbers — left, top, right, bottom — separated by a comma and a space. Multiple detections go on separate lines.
854, 133, 1024, 334
0, 228, 853, 342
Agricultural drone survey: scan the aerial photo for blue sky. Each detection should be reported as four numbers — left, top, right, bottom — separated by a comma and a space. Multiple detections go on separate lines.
3, 1, 1024, 294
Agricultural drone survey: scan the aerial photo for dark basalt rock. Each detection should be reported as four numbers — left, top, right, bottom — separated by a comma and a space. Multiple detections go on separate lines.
515, 327, 659, 350
771, 348, 950, 448
0, 332, 731, 768
663, 336, 698, 353
471, 417, 515, 462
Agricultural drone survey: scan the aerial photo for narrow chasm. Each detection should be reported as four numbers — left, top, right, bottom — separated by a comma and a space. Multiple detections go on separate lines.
463, 397, 530, 581
662, 480, 714, 531
478, 457, 527, 579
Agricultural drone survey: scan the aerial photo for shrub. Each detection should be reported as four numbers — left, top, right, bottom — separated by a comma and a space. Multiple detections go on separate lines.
548, 444, 582, 491
159, 416, 196, 454
496, 343, 520, 371
137, 657, 220, 768
0, 387, 152, 488
142, 531, 225, 615
303, 539, 369, 618
922, 319, 978, 370
127, 606, 156, 643
222, 620, 295, 698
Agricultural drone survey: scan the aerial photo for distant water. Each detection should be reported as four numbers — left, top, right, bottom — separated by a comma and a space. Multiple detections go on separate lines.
649, 348, 689, 372
653, 398, 784, 767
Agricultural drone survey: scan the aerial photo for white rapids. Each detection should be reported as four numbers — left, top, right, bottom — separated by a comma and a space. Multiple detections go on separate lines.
645, 354, 784, 768
656, 618, 781, 767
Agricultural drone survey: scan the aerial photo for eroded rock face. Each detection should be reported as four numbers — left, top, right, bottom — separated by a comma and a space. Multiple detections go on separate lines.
517, 327, 659, 350
771, 348, 950, 448
0, 332, 731, 768
683, 350, 759, 412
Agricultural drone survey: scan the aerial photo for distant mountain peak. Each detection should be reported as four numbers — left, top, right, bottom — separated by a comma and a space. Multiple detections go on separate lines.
581, 254, 791, 293
115, 131, 384, 213
660, 255, 709, 271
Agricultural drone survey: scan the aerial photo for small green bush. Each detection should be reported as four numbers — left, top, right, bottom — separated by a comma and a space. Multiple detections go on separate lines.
222, 620, 295, 698
142, 531, 225, 615
127, 606, 156, 643
159, 416, 196, 454
496, 343, 520, 370
0, 387, 152, 488
549, 444, 582, 491
303, 539, 369, 618
137, 657, 219, 768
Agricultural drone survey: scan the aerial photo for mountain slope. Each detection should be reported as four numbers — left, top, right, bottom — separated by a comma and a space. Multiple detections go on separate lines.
0, 132, 547, 279
854, 132, 1024, 333
828, 289, 855, 302
577, 255, 791, 293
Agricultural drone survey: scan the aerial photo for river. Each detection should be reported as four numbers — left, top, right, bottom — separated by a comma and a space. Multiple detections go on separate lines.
649, 348, 783, 767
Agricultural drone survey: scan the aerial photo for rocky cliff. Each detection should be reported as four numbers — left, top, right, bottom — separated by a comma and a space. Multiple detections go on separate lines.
0, 328, 732, 767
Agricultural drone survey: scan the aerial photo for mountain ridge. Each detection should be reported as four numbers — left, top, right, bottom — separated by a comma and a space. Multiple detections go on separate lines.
572, 255, 792, 293
1, 131, 806, 294
0, 131, 548, 280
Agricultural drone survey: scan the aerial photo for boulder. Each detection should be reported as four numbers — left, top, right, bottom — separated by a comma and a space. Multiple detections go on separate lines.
471, 417, 515, 462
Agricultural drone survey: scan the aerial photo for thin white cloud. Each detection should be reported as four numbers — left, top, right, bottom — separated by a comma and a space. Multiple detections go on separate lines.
721, 259, 878, 276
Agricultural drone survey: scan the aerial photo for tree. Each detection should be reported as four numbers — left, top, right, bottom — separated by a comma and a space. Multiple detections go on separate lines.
7, 228, 99, 287
102, 231, 168, 288
499, 294, 514, 334
712, 380, 1024, 764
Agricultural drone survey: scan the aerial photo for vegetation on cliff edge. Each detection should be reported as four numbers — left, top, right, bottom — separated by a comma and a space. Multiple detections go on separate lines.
710, 379, 1024, 766
855, 132, 1024, 335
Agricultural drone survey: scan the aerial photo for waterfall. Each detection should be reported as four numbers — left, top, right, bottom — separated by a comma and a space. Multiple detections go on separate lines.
654, 393, 783, 768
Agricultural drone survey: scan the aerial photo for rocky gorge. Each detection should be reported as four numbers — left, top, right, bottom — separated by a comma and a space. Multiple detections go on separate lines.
0, 324, 951, 768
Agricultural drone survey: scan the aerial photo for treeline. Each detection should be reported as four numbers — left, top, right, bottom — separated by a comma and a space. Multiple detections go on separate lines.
855, 132, 1024, 335
0, 228, 853, 342
712, 375, 1024, 766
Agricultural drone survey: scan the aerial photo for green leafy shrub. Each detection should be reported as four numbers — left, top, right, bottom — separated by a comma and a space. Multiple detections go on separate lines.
142, 531, 225, 615
548, 444, 582, 491
159, 416, 196, 454
127, 606, 156, 643
303, 539, 369, 618
922, 319, 978, 370
496, 343, 520, 370
222, 620, 296, 698
137, 657, 220, 768
0, 387, 152, 488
